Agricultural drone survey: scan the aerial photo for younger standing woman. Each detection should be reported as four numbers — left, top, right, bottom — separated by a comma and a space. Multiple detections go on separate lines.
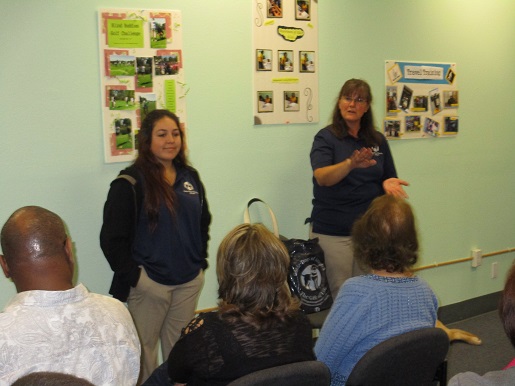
100, 109, 211, 383
309, 78, 408, 298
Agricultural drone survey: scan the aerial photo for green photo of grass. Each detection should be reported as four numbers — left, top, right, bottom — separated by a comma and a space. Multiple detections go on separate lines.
150, 18, 167, 49
109, 54, 135, 76
136, 57, 153, 88
115, 118, 133, 150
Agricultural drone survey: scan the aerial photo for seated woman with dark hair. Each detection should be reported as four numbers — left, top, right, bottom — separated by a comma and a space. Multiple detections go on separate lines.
160, 223, 314, 385
314, 195, 438, 385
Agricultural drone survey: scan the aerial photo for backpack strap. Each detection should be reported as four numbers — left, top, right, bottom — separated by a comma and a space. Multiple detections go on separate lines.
116, 174, 137, 186
115, 173, 141, 230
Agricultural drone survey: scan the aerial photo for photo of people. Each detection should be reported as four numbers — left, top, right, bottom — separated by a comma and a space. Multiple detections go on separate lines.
136, 57, 153, 89
384, 119, 401, 138
267, 0, 282, 18
154, 54, 180, 75
296, 0, 310, 20
139, 93, 156, 121
405, 115, 421, 132
386, 86, 399, 114
429, 88, 442, 115
444, 90, 459, 108
424, 117, 440, 137
399, 85, 413, 113
109, 54, 135, 76
284, 91, 300, 111
114, 118, 133, 150
413, 95, 428, 111
278, 50, 293, 72
109, 89, 136, 111
444, 116, 459, 134
258, 91, 274, 112
299, 51, 315, 72
150, 17, 167, 49
256, 49, 272, 71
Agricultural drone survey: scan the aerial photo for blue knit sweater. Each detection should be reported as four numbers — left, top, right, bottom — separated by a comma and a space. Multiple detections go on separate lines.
314, 274, 438, 385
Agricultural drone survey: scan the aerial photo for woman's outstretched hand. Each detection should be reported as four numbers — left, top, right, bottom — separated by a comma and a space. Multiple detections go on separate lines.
383, 178, 409, 198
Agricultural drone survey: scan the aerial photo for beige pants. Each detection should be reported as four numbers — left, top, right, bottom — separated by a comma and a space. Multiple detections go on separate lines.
128, 268, 204, 384
310, 232, 367, 298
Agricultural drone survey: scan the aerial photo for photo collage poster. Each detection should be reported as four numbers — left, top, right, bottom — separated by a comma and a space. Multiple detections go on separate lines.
253, 0, 319, 125
99, 9, 187, 163
384, 60, 458, 140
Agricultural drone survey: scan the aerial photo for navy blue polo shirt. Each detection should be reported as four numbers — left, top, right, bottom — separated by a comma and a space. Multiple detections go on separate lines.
310, 126, 397, 236
132, 167, 203, 285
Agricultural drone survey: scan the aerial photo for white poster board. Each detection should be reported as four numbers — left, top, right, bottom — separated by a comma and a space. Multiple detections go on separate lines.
253, 0, 319, 125
98, 9, 187, 163
384, 60, 458, 139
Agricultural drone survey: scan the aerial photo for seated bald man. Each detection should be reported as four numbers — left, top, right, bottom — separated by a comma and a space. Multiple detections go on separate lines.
0, 206, 141, 385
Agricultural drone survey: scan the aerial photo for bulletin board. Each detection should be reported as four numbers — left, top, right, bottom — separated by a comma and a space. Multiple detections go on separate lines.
253, 0, 319, 125
384, 60, 458, 139
98, 9, 187, 163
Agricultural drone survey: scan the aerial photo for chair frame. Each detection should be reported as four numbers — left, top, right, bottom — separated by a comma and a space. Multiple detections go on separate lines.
227, 360, 331, 386
346, 327, 449, 386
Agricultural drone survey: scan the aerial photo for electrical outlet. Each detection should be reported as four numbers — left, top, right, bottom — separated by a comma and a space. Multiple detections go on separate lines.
471, 248, 482, 267
491, 262, 498, 279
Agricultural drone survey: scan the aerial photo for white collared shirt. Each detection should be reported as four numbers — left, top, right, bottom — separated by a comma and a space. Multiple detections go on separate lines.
0, 284, 140, 385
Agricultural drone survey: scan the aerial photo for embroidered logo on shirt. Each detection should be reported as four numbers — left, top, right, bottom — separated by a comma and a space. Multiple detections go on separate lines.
183, 181, 198, 194
371, 146, 383, 157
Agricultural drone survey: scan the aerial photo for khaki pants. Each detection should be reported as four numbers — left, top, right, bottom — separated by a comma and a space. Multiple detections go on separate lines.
128, 268, 204, 384
310, 232, 367, 299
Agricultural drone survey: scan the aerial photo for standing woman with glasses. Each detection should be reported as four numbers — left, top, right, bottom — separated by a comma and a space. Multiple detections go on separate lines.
100, 109, 211, 383
309, 79, 408, 298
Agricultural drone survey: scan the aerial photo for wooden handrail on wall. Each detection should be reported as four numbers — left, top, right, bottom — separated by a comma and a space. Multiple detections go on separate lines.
196, 247, 515, 313
413, 247, 515, 272
195, 306, 218, 314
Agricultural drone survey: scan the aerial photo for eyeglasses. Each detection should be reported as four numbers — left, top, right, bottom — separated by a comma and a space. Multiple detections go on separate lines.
342, 96, 368, 106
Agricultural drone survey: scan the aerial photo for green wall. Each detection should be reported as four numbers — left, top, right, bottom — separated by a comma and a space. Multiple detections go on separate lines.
1, 0, 514, 310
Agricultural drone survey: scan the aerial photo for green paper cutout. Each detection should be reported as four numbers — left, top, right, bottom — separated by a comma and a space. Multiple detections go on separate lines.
277, 26, 304, 42
107, 19, 144, 48
165, 80, 176, 113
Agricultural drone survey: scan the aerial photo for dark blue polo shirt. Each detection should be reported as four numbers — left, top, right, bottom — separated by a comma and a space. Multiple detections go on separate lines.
310, 126, 397, 236
132, 167, 203, 285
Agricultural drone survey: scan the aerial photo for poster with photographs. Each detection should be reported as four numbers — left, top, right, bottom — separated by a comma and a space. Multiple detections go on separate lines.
99, 9, 187, 163
253, 0, 319, 125
385, 60, 458, 139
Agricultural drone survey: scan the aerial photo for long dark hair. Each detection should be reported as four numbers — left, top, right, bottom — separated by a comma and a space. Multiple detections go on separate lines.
134, 109, 190, 229
330, 78, 382, 147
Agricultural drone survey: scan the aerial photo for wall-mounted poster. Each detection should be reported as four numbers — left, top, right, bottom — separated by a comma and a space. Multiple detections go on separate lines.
99, 9, 187, 163
385, 60, 458, 139
253, 0, 319, 125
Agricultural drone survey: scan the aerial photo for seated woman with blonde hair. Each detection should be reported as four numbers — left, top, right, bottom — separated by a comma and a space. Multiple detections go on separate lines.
163, 223, 315, 385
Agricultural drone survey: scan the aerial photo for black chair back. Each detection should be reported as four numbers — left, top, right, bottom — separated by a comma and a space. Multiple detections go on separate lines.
346, 327, 449, 386
227, 360, 331, 386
